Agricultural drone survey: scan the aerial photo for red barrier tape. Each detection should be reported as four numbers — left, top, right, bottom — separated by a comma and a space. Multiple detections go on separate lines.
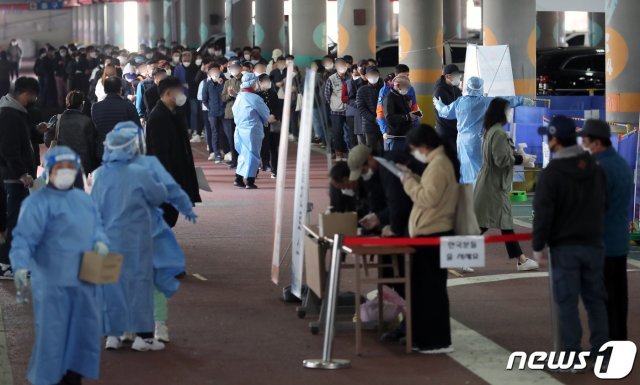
343, 233, 532, 247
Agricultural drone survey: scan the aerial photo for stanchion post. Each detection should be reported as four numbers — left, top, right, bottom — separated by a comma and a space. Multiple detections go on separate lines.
546, 252, 560, 351
303, 234, 351, 369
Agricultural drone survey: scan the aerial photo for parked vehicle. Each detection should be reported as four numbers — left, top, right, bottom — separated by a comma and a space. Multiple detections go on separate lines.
536, 47, 605, 96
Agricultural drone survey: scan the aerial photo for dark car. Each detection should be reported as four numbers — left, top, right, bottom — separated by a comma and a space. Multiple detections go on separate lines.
197, 33, 226, 55
536, 47, 605, 96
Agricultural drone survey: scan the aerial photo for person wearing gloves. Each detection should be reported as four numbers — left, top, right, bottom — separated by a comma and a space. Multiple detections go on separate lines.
109, 121, 197, 343
10, 146, 109, 385
231, 73, 270, 189
433, 76, 535, 184
92, 129, 169, 352
400, 124, 460, 354
473, 98, 539, 271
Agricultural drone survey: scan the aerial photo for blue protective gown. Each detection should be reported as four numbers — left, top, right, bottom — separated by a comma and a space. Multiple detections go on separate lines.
133, 155, 192, 298
91, 154, 168, 336
10, 187, 109, 385
231, 90, 270, 178
435, 95, 526, 184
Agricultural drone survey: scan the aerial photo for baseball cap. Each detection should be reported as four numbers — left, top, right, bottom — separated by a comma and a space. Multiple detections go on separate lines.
538, 115, 577, 138
347, 145, 373, 181
577, 119, 611, 140
443, 64, 462, 75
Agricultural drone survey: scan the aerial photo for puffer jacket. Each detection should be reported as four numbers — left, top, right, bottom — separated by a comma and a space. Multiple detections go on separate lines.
44, 109, 97, 173
357, 80, 384, 134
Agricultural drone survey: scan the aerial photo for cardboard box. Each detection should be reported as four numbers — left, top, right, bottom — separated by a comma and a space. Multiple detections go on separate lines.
318, 212, 358, 238
79, 251, 123, 284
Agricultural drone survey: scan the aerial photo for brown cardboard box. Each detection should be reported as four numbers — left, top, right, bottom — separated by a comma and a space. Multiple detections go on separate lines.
79, 251, 123, 284
318, 212, 358, 238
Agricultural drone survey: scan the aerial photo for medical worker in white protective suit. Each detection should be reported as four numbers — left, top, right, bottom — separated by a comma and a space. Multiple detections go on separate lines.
433, 76, 535, 184
110, 121, 197, 343
10, 146, 109, 385
91, 129, 169, 352
231, 72, 270, 189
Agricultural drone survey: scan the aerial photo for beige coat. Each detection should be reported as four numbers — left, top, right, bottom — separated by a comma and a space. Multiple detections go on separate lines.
403, 146, 459, 237
473, 123, 516, 229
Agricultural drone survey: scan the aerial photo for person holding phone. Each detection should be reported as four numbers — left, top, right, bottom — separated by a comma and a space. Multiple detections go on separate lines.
382, 76, 420, 152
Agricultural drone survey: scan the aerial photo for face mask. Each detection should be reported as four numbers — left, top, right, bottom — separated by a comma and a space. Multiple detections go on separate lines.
286, 60, 294, 66
398, 88, 409, 96
262, 82, 272, 90
195, 59, 203, 66
368, 76, 379, 84
208, 48, 215, 54
159, 49, 167, 56
182, 61, 191, 67
505, 108, 514, 123
324, 62, 334, 70
241, 70, 249, 76
341, 188, 355, 197
209, 72, 220, 80
51, 169, 77, 190
90, 52, 98, 59
175, 92, 187, 107
336, 67, 347, 75
229, 68, 240, 77
244, 54, 251, 61
250, 59, 258, 65
157, 42, 164, 48
277, 63, 285, 70
146, 53, 153, 59
59, 51, 67, 57
172, 56, 180, 64
118, 56, 128, 65
412, 150, 429, 164
11, 41, 17, 46
352, 75, 360, 81
362, 168, 374, 181
214, 50, 222, 56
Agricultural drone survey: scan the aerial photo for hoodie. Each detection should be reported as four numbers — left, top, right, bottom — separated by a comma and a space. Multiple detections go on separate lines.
532, 145, 607, 252
0, 95, 36, 180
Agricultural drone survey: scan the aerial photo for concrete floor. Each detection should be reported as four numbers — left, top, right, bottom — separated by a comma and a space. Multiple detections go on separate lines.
1, 141, 639, 385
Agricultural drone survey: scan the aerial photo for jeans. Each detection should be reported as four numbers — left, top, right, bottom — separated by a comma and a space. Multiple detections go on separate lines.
345, 116, 357, 150
207, 116, 222, 157
604, 256, 628, 340
0, 183, 29, 265
330, 114, 347, 153
550, 245, 609, 354
222, 118, 238, 165
384, 137, 407, 152
312, 108, 327, 144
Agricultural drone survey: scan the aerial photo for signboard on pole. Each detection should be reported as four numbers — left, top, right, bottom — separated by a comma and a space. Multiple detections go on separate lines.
271, 65, 295, 284
289, 70, 317, 298
464, 44, 515, 97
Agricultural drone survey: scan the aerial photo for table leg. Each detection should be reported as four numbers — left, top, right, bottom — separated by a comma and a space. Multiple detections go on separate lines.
354, 254, 362, 356
404, 253, 413, 354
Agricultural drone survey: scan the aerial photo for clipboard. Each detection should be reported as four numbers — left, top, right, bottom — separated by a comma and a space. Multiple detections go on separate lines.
373, 156, 404, 179
195, 167, 212, 192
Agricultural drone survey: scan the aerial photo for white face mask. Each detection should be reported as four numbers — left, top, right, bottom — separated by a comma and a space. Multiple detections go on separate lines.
60, 51, 67, 57
261, 82, 272, 90
244, 54, 251, 61
451, 77, 461, 87
214, 50, 222, 56
324, 62, 334, 70
277, 63, 285, 70
341, 188, 355, 197
175, 92, 187, 107
286, 60, 294, 66
362, 168, 374, 181
398, 88, 409, 96
505, 108, 514, 123
229, 68, 240, 77
209, 72, 220, 80
182, 61, 191, 67
208, 48, 215, 54
195, 59, 203, 66
352, 75, 360, 81
11, 41, 18, 46
412, 149, 428, 164
90, 52, 98, 59
146, 53, 153, 59
241, 70, 249, 76
172, 56, 180, 64
51, 169, 76, 190
336, 67, 347, 75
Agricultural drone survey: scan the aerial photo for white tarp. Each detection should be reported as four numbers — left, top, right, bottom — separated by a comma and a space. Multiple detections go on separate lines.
463, 44, 515, 97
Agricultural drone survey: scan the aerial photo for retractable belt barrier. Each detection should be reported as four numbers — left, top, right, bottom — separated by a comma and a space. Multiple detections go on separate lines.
343, 233, 532, 247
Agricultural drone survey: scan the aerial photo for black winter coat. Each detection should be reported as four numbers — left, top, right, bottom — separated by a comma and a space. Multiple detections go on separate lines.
45, 109, 97, 173
356, 80, 384, 134
383, 89, 413, 137
433, 76, 461, 140
0, 96, 36, 180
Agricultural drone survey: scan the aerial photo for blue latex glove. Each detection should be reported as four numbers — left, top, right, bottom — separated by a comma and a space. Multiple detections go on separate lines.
523, 98, 536, 107
185, 212, 198, 224
14, 269, 29, 291
94, 241, 109, 257
433, 96, 445, 111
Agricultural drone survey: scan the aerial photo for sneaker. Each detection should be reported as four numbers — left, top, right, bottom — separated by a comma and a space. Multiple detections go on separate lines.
234, 180, 246, 188
105, 336, 122, 350
121, 332, 135, 343
154, 321, 170, 343
132, 336, 166, 352
207, 153, 215, 161
245, 183, 258, 190
289, 134, 296, 141
270, 173, 276, 179
190, 135, 202, 143
517, 258, 540, 271
223, 152, 232, 162
0, 263, 13, 280
416, 345, 455, 354
227, 163, 237, 169
214, 156, 223, 164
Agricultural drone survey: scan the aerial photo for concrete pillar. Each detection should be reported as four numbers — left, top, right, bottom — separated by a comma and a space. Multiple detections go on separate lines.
589, 12, 605, 48
483, 0, 536, 96
110, 3, 125, 48
399, 0, 442, 124
537, 11, 565, 49
81, 6, 90, 45
226, 0, 253, 51
149, 0, 164, 44
254, 0, 285, 59
95, 4, 105, 46
72, 7, 79, 43
605, 0, 640, 125
375, 0, 393, 43
180, 0, 200, 47
138, 1, 151, 46
164, 0, 173, 42
337, 0, 375, 61
200, 0, 225, 45
289, 0, 326, 67
444, 0, 468, 40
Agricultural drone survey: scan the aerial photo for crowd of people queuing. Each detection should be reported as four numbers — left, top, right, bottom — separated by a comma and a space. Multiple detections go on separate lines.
0, 33, 634, 384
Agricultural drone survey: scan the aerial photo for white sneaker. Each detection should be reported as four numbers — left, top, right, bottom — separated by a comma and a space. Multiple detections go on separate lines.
0, 263, 13, 280
223, 152, 232, 162
461, 266, 475, 273
517, 258, 539, 271
207, 153, 215, 161
417, 345, 455, 354
105, 336, 122, 350
121, 332, 135, 343
190, 135, 202, 143
155, 321, 170, 343
131, 336, 165, 352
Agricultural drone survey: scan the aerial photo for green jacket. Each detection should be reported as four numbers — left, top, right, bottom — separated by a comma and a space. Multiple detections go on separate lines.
473, 123, 516, 229
221, 74, 243, 120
